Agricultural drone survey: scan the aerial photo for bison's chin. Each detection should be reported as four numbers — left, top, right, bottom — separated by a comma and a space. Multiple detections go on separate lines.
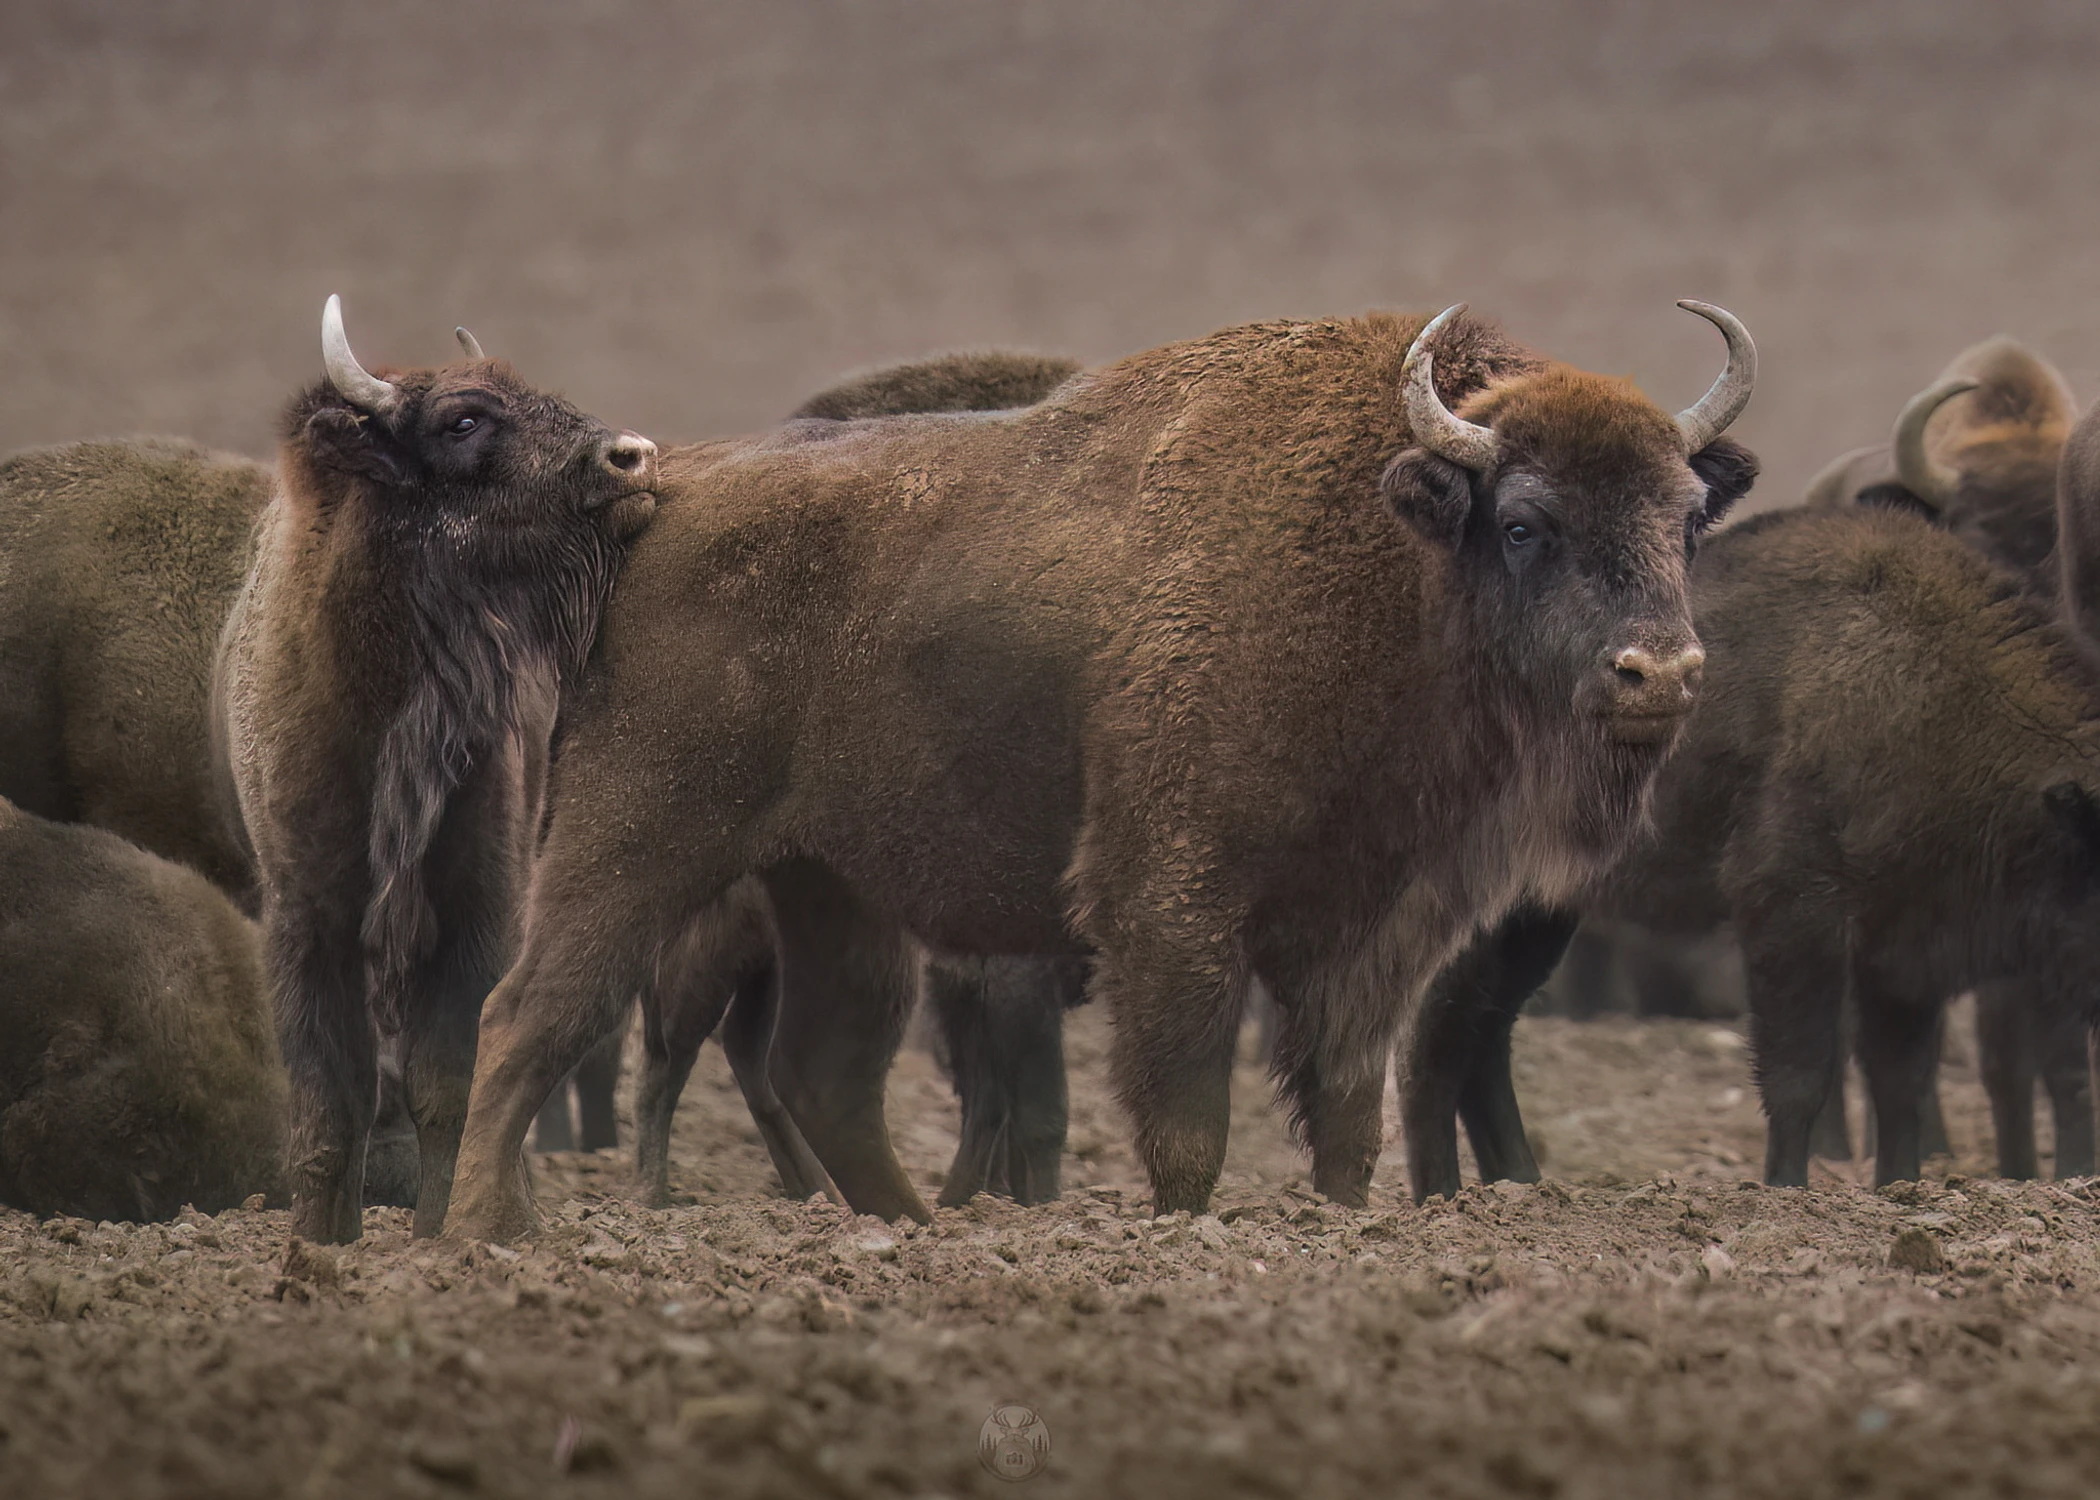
1603, 711, 1692, 749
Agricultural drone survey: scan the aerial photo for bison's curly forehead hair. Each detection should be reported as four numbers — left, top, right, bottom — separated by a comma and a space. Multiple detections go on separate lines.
1458, 368, 1692, 492
277, 361, 597, 448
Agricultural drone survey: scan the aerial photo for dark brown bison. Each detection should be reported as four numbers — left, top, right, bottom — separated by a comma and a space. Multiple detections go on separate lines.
0, 797, 284, 1220
0, 439, 271, 900
1414, 338, 2090, 1201
443, 301, 1758, 1238
1604, 506, 2100, 1185
217, 297, 657, 1243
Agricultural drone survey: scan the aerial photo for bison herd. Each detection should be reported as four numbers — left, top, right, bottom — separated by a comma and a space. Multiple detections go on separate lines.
5, 293, 2100, 1249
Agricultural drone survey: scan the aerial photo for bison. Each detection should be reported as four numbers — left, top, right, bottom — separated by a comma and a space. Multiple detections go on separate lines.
443, 301, 1757, 1239
0, 438, 436, 1208
217, 297, 658, 1242
1608, 505, 2100, 1185
619, 351, 1092, 1219
0, 797, 285, 1220
1411, 337, 2091, 1200
0, 438, 271, 901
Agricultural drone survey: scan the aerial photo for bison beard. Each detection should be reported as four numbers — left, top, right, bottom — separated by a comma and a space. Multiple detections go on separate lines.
219, 302, 654, 1244
444, 304, 1755, 1238
358, 506, 620, 1038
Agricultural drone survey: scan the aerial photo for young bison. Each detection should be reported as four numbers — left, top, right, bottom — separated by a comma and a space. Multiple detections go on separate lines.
445, 302, 1757, 1238
1606, 506, 2100, 1185
217, 298, 657, 1242
0, 798, 284, 1220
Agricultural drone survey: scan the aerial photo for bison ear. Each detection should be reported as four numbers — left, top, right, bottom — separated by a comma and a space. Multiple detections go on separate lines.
1380, 449, 1475, 547
1687, 436, 1760, 527
2045, 781, 2100, 876
303, 406, 407, 486
1853, 481, 1941, 523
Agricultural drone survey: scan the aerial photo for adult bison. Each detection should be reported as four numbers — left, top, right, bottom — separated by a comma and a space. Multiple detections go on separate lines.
1410, 336, 2092, 1200
217, 298, 658, 1242
0, 798, 285, 1220
445, 301, 1758, 1238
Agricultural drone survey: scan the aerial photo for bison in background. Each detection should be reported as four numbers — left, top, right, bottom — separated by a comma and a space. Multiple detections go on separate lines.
218, 298, 658, 1243
790, 351, 1082, 421
0, 798, 284, 1220
1605, 506, 2100, 1186
0, 438, 271, 901
1455, 337, 2093, 1197
444, 300, 1756, 1239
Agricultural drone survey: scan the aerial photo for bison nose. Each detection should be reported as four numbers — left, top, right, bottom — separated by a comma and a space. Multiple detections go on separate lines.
1612, 643, 1706, 705
599, 431, 658, 485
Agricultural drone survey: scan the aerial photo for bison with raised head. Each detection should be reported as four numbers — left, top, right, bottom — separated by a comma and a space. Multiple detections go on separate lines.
445, 301, 1757, 1238
217, 298, 657, 1243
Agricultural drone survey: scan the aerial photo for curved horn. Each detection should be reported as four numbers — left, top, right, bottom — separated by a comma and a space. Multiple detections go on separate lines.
1891, 376, 1978, 510
1402, 304, 1499, 472
1673, 300, 1756, 453
454, 326, 485, 361
320, 295, 403, 415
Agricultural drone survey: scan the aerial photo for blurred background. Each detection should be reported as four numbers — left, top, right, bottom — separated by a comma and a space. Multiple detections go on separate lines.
3, 0, 2095, 505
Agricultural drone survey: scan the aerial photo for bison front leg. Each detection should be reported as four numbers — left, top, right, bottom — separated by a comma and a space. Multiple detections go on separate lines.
268, 911, 376, 1244
1851, 963, 1944, 1188
1740, 890, 1849, 1188
1976, 978, 2041, 1180
931, 956, 1075, 1208
401, 772, 534, 1236
1095, 939, 1243, 1217
1398, 903, 1575, 1202
2040, 1002, 2094, 1178
448, 886, 672, 1243
763, 860, 929, 1224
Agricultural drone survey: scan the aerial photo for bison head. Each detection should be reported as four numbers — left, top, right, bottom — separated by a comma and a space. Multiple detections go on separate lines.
1382, 302, 1759, 749
288, 295, 659, 549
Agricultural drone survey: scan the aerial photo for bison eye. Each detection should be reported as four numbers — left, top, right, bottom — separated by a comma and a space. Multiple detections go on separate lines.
1503, 521, 1537, 547
448, 415, 479, 437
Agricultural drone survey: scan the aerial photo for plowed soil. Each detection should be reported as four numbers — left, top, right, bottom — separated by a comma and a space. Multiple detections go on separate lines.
7, 1002, 2100, 1499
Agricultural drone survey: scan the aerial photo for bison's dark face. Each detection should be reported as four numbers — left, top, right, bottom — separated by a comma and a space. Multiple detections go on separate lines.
1386, 368, 1758, 750
286, 299, 658, 556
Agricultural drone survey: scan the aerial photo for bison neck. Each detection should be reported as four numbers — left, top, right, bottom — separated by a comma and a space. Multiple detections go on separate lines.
353, 515, 623, 1033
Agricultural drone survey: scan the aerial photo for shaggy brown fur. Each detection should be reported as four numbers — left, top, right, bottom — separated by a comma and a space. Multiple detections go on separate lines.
789, 351, 1082, 421
447, 309, 1756, 1237
217, 344, 656, 1243
0, 798, 284, 1220
0, 439, 271, 899
1600, 507, 2100, 1186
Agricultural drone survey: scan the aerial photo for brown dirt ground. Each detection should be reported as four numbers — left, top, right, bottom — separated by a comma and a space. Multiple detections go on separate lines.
7, 1001, 2100, 1500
